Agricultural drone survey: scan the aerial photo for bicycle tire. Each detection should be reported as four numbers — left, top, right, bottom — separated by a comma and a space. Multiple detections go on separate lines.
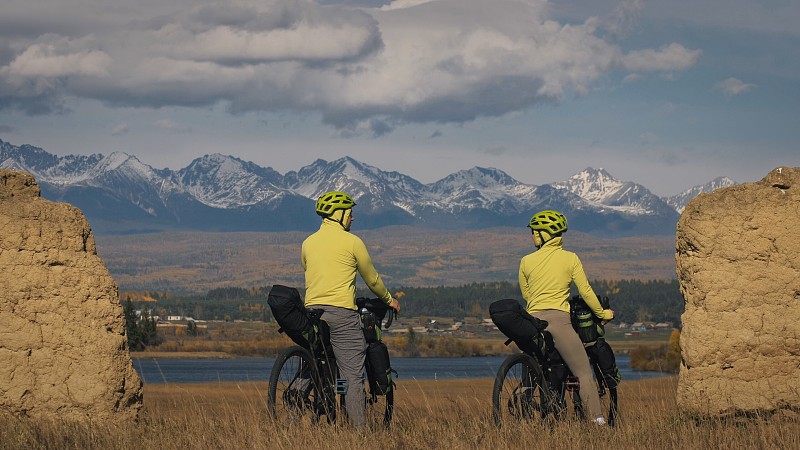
597, 372, 619, 427
605, 385, 618, 426
589, 352, 620, 427
267, 345, 325, 427
366, 376, 394, 427
492, 353, 552, 427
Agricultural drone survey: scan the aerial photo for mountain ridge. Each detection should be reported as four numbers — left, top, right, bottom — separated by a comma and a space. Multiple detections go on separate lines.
0, 138, 735, 236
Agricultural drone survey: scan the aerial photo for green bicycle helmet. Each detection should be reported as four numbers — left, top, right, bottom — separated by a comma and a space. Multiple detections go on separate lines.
528, 210, 568, 235
315, 191, 356, 217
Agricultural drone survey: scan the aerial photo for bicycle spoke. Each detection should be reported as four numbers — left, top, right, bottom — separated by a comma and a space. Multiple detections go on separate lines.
268, 346, 322, 428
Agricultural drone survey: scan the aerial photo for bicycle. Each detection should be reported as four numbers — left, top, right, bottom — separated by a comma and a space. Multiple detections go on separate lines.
491, 296, 620, 427
267, 297, 396, 428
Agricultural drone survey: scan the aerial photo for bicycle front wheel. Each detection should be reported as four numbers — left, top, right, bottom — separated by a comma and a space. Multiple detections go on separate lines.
570, 374, 619, 426
492, 353, 552, 427
366, 380, 394, 428
267, 345, 323, 427
598, 379, 619, 427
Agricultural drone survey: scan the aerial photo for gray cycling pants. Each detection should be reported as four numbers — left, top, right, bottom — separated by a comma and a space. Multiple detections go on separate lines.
318, 305, 367, 428
533, 309, 604, 421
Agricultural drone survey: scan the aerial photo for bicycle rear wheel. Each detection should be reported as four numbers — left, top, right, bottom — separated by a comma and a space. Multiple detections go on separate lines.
268, 345, 324, 427
492, 353, 552, 427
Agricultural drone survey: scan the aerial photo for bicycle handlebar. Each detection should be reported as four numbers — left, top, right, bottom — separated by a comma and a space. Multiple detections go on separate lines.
355, 296, 397, 329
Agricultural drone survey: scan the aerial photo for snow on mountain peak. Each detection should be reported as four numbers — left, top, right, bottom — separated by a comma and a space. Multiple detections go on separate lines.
175, 154, 287, 208
664, 176, 738, 213
0, 139, 728, 233
561, 167, 625, 202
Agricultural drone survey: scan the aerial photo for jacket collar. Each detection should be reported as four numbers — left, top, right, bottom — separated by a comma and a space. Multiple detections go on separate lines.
321, 218, 346, 231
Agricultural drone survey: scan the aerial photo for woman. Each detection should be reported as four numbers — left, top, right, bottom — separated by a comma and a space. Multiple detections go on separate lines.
518, 210, 614, 425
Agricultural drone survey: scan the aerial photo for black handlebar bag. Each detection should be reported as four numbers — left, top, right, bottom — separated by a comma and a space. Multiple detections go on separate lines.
569, 295, 606, 344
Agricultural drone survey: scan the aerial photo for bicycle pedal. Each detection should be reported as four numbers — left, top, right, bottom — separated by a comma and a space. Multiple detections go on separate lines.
335, 378, 348, 395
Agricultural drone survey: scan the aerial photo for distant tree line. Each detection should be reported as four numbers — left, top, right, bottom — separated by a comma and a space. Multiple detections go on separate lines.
133, 286, 273, 322
125, 279, 684, 326
380, 279, 683, 325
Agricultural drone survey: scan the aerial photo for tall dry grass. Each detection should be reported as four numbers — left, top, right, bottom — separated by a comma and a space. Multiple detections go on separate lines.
1, 376, 797, 449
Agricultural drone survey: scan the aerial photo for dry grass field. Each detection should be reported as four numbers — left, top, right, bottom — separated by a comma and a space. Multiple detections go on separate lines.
2, 376, 797, 449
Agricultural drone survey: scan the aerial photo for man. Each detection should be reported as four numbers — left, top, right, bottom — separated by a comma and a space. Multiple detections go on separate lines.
301, 191, 400, 428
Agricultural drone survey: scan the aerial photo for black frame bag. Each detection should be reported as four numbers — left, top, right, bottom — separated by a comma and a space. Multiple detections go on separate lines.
267, 285, 312, 348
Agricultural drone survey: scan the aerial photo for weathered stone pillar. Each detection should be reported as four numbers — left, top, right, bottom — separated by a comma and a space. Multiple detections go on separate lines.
0, 169, 143, 421
676, 166, 800, 416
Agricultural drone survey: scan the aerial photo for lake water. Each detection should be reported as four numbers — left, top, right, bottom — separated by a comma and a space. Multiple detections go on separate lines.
133, 355, 668, 384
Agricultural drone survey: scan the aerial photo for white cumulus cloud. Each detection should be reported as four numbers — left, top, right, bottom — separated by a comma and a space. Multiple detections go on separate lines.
714, 77, 756, 96
620, 43, 702, 72
0, 0, 702, 135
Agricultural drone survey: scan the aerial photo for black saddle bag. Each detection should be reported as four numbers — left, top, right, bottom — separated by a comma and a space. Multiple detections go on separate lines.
489, 298, 549, 357
267, 285, 313, 348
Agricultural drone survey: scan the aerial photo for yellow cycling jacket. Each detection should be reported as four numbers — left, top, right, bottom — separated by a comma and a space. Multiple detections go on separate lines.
518, 237, 612, 320
301, 219, 392, 310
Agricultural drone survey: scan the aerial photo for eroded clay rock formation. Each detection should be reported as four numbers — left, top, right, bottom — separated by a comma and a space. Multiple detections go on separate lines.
676, 166, 800, 416
0, 169, 142, 421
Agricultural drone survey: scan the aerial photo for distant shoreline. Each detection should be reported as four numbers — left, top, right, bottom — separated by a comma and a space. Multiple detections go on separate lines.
131, 351, 233, 359
131, 345, 637, 359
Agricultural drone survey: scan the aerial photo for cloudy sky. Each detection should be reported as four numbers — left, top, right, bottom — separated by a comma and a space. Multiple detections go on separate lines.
0, 0, 798, 196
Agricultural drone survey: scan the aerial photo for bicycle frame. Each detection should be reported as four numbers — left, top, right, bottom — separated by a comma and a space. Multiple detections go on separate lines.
492, 334, 620, 427
544, 340, 619, 424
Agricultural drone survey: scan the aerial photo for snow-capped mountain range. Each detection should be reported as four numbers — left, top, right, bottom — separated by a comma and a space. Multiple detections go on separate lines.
0, 139, 736, 235
662, 176, 737, 213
